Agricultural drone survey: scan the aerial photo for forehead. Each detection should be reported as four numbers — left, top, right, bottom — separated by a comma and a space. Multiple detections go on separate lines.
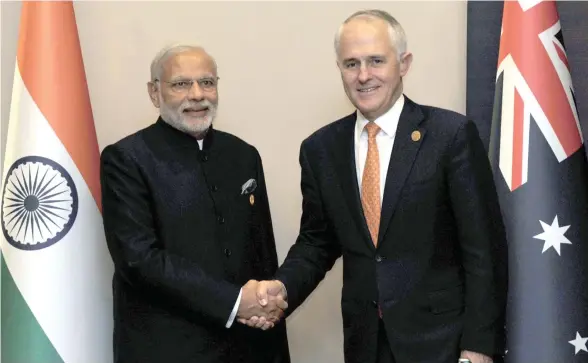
162, 50, 216, 79
337, 18, 395, 59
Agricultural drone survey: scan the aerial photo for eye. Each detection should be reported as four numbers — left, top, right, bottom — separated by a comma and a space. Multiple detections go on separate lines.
174, 81, 191, 87
201, 79, 213, 86
345, 61, 358, 69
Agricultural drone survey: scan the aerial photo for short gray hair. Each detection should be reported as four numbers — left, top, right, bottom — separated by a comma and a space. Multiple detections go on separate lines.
334, 9, 407, 59
149, 44, 217, 81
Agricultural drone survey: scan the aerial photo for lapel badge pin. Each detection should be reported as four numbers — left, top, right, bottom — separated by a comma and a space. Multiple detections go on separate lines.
411, 130, 421, 142
241, 179, 257, 206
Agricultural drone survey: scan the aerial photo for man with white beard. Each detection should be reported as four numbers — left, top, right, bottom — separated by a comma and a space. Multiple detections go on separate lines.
99, 45, 290, 363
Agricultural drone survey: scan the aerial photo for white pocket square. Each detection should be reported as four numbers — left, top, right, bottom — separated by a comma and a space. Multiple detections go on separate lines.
241, 178, 257, 195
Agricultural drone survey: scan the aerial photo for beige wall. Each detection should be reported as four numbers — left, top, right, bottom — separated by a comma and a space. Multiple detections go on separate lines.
0, 1, 466, 361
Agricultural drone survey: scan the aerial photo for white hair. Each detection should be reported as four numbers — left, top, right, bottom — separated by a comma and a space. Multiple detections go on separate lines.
334, 9, 407, 60
149, 44, 217, 82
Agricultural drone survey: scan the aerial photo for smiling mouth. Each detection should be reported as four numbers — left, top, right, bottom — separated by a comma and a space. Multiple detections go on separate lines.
357, 86, 379, 93
183, 108, 208, 115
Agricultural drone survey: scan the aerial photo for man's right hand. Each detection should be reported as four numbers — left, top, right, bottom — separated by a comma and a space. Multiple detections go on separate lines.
237, 280, 288, 330
236, 280, 287, 330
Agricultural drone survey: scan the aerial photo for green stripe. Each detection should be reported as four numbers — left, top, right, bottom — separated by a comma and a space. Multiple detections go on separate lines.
1, 253, 64, 363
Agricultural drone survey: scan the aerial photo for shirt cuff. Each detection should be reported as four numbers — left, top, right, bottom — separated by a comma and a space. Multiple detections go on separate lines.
225, 288, 242, 328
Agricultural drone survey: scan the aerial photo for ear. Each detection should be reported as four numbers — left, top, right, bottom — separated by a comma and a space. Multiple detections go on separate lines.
399, 52, 413, 77
147, 81, 160, 108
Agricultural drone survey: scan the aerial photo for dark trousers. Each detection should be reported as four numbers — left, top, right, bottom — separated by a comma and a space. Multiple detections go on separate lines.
377, 319, 395, 363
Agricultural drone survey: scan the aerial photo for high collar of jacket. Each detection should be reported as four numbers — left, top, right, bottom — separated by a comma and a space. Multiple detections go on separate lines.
154, 117, 215, 151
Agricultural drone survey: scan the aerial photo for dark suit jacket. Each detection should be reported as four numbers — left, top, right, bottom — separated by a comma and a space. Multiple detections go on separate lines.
100, 118, 290, 363
275, 97, 508, 363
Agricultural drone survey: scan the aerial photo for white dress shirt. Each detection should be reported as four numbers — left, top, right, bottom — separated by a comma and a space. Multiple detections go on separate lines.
354, 95, 405, 201
197, 139, 242, 328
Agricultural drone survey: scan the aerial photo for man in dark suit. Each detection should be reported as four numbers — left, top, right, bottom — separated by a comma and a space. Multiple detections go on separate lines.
250, 10, 508, 363
100, 44, 290, 363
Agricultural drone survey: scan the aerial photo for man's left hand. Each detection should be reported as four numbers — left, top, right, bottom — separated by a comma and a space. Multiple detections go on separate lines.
460, 350, 493, 363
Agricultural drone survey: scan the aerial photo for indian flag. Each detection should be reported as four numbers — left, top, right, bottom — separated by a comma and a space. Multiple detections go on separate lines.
1, 2, 113, 362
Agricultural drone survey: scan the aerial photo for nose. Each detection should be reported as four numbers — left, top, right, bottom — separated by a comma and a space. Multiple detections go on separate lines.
358, 64, 371, 83
187, 82, 204, 101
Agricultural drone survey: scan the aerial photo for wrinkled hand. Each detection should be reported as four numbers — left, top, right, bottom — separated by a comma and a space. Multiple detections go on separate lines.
236, 280, 287, 330
237, 280, 287, 330
460, 350, 493, 363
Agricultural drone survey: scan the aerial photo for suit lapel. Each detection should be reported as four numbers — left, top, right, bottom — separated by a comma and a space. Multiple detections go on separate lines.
378, 98, 426, 245
331, 113, 375, 250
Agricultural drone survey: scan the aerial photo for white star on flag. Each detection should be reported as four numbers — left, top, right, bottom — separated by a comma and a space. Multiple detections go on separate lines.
569, 332, 588, 355
533, 215, 572, 255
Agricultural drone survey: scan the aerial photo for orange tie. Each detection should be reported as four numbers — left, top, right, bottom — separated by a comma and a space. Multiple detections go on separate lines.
361, 122, 381, 247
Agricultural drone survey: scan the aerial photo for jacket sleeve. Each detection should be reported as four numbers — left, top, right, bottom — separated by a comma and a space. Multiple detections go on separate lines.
446, 120, 508, 357
100, 144, 241, 326
250, 148, 280, 280
274, 141, 342, 312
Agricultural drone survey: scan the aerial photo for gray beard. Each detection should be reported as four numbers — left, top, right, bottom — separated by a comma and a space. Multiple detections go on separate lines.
158, 95, 217, 137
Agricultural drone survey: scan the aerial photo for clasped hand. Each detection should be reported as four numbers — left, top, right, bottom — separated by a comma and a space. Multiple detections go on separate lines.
236, 280, 287, 330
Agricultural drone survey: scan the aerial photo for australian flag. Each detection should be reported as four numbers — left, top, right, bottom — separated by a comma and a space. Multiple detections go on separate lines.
487, 0, 588, 361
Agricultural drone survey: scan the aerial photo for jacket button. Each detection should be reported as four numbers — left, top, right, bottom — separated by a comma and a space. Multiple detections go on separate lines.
224, 248, 231, 257
371, 300, 378, 307
201, 154, 209, 162
375, 255, 383, 262
211, 185, 218, 192
217, 215, 225, 224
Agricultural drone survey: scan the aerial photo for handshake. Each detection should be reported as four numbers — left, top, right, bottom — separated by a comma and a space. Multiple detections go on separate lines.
236, 280, 287, 330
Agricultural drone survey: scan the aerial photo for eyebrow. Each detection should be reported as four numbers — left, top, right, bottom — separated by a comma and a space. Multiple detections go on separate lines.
169, 74, 215, 81
343, 55, 386, 62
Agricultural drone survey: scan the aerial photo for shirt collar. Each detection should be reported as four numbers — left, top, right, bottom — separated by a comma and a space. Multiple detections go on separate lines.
355, 94, 405, 138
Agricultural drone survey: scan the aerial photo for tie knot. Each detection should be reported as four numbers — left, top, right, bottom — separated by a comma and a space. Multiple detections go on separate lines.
364, 122, 380, 139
